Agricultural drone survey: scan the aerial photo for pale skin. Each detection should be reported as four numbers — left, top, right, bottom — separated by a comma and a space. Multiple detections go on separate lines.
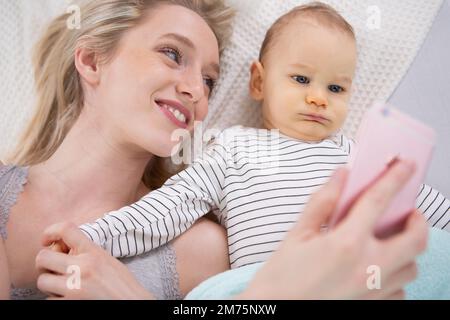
0, 5, 229, 298
26, 9, 428, 299
0, 162, 8, 299
0, 237, 9, 299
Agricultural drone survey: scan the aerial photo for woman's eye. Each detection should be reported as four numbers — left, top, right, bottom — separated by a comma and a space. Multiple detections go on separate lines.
204, 77, 216, 94
329, 84, 344, 93
293, 75, 310, 84
161, 47, 182, 64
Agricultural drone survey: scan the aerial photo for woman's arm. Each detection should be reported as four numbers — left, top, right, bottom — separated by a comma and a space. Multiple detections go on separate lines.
36, 218, 230, 300
0, 162, 11, 299
0, 238, 10, 299
35, 225, 154, 300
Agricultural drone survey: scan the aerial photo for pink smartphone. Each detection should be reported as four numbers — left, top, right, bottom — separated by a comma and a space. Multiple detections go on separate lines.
329, 103, 436, 238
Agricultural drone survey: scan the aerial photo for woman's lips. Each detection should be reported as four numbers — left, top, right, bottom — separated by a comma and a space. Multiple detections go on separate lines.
156, 99, 190, 129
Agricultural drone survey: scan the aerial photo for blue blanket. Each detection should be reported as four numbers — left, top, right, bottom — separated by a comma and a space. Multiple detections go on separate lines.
186, 228, 450, 300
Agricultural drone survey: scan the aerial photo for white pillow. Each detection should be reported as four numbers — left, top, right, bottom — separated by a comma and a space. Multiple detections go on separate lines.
0, 0, 68, 159
0, 0, 443, 159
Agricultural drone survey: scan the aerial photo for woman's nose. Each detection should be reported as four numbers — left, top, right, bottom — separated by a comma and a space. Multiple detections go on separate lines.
176, 72, 204, 103
306, 89, 328, 108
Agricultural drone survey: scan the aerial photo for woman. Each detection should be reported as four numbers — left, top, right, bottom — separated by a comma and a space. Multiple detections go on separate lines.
1, 0, 426, 299
0, 0, 234, 299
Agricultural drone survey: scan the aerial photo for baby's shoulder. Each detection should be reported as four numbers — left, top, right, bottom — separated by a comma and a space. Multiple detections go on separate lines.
327, 133, 355, 155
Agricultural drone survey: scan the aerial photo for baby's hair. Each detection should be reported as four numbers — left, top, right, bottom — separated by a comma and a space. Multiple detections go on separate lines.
259, 1, 355, 62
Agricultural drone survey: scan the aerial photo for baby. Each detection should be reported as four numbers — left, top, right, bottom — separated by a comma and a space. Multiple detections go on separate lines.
79, 2, 449, 269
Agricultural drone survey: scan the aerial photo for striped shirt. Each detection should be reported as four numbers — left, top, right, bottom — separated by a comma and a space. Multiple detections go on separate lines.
79, 126, 450, 269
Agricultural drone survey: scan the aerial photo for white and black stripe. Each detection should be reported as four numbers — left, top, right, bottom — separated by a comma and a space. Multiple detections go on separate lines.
416, 184, 450, 231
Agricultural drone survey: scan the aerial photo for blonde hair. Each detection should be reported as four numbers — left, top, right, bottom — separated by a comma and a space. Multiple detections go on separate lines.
9, 0, 235, 190
259, 1, 355, 62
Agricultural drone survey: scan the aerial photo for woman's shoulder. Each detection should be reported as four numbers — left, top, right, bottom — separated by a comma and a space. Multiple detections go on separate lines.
0, 163, 29, 239
0, 163, 28, 194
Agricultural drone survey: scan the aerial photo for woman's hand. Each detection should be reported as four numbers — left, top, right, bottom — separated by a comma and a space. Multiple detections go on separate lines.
240, 161, 428, 300
35, 223, 154, 300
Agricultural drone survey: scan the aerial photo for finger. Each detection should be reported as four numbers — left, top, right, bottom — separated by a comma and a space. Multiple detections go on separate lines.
386, 289, 406, 300
35, 248, 74, 275
293, 167, 347, 235
37, 273, 68, 297
379, 211, 428, 272
42, 222, 92, 252
342, 160, 415, 234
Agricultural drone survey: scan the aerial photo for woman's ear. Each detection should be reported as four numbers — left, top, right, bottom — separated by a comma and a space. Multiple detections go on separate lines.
249, 61, 265, 101
74, 47, 101, 86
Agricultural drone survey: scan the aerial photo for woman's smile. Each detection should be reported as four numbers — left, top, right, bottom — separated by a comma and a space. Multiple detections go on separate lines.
156, 99, 191, 129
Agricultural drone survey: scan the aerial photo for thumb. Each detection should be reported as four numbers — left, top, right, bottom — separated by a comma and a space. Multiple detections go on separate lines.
292, 167, 347, 236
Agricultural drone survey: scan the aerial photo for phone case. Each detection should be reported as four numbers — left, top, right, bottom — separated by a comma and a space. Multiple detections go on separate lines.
329, 103, 436, 238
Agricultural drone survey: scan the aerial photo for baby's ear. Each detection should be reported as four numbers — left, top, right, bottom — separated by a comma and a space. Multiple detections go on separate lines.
249, 61, 265, 101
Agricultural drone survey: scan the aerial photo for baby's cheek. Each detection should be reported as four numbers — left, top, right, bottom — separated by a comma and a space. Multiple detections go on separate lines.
335, 103, 348, 122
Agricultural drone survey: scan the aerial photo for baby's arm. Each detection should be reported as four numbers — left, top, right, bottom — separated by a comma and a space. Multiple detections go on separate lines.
79, 139, 227, 258
416, 184, 450, 232
0, 239, 10, 299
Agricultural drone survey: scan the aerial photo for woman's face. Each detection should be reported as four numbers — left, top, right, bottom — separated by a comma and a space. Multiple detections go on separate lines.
92, 5, 220, 157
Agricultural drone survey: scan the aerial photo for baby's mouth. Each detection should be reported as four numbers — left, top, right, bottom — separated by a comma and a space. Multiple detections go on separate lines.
299, 113, 330, 124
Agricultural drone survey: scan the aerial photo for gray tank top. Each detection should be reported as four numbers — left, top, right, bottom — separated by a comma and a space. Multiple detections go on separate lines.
0, 164, 182, 300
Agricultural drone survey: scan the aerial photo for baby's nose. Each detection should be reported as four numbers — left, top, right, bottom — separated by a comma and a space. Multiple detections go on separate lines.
306, 92, 328, 107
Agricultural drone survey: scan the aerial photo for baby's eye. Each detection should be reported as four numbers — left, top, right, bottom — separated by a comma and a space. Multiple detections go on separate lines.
329, 84, 344, 93
161, 47, 182, 65
293, 75, 310, 84
203, 77, 216, 95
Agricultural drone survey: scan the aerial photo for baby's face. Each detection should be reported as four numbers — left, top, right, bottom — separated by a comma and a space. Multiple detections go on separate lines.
252, 18, 357, 141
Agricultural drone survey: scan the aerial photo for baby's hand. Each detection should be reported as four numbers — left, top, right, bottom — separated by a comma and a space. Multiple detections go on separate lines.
35, 240, 72, 281
49, 240, 71, 254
